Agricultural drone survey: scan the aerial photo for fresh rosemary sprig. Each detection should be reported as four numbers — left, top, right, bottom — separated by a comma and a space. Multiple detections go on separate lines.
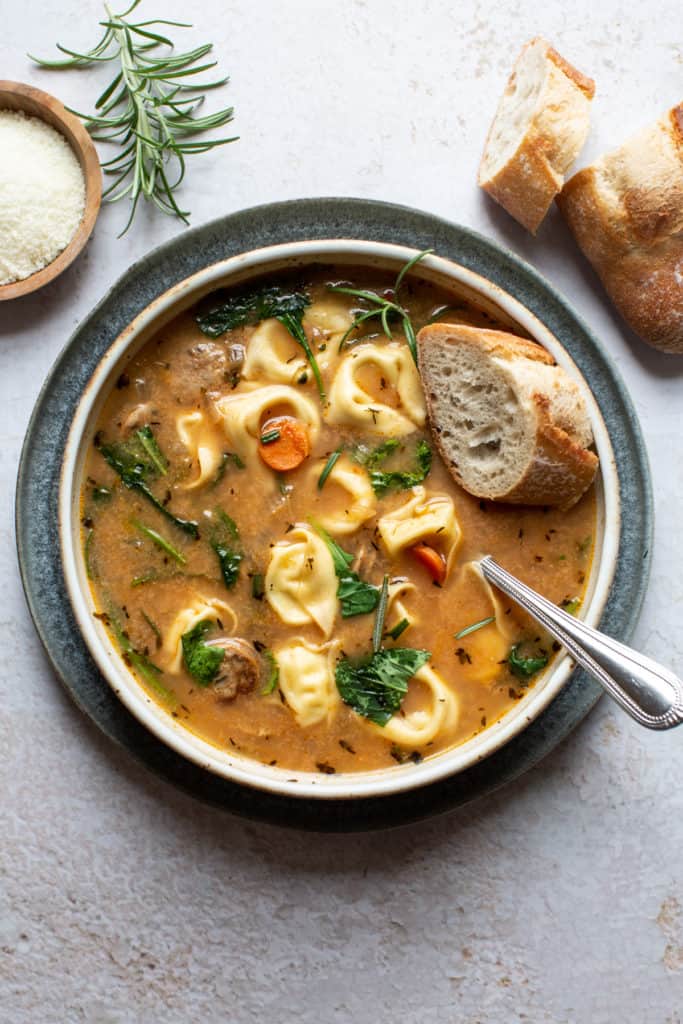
330, 249, 433, 364
30, 0, 237, 234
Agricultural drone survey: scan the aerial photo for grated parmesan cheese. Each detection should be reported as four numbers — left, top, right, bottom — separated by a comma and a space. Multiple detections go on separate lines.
0, 109, 86, 285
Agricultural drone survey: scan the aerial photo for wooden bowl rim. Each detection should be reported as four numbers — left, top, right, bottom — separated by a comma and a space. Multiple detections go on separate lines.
0, 80, 102, 301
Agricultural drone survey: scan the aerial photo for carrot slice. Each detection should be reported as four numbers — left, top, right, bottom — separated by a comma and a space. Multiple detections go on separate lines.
411, 543, 447, 586
258, 416, 311, 472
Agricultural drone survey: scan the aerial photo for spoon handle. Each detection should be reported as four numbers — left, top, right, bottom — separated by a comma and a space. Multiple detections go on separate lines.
480, 556, 683, 731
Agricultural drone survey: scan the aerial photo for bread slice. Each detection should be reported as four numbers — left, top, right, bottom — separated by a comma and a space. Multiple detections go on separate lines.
479, 37, 595, 234
558, 104, 683, 353
417, 323, 598, 510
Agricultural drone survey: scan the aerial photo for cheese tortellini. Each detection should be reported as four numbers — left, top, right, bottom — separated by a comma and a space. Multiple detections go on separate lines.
242, 318, 308, 385
303, 295, 354, 344
276, 638, 341, 727
386, 576, 419, 634
214, 384, 320, 463
161, 596, 236, 674
176, 410, 224, 490
377, 486, 461, 572
326, 342, 426, 436
265, 525, 337, 637
311, 454, 377, 535
375, 665, 459, 746
455, 561, 516, 684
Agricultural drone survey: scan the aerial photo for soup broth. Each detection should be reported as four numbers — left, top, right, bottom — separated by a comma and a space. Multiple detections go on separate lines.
81, 263, 596, 774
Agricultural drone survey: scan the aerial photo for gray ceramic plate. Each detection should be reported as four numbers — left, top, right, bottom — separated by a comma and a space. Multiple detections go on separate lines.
16, 198, 653, 831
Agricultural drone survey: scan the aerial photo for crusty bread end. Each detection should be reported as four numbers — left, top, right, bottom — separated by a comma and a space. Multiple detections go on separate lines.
479, 37, 595, 234
558, 103, 683, 353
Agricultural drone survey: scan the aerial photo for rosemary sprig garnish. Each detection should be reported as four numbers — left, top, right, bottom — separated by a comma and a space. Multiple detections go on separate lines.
30, 0, 237, 234
330, 249, 433, 364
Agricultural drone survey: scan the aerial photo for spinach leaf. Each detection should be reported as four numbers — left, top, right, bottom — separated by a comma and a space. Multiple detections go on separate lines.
181, 620, 225, 686
110, 614, 176, 706
353, 438, 432, 496
336, 648, 431, 725
314, 526, 380, 618
196, 285, 325, 400
508, 644, 549, 680
261, 650, 279, 695
135, 425, 168, 476
98, 432, 198, 538
211, 508, 242, 588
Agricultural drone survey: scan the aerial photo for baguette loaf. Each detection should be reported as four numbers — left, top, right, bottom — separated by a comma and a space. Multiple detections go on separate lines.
557, 104, 683, 353
479, 37, 595, 234
417, 323, 598, 510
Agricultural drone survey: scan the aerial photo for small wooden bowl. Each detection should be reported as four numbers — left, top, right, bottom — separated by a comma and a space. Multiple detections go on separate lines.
0, 81, 102, 301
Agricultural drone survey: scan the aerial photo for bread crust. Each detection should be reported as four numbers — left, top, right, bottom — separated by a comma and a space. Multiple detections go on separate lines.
558, 104, 683, 353
417, 323, 598, 510
479, 37, 595, 234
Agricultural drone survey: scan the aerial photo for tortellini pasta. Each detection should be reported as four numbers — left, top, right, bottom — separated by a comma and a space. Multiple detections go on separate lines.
455, 561, 516, 685
242, 318, 308, 385
265, 525, 337, 637
214, 384, 320, 463
176, 410, 224, 490
376, 665, 459, 746
161, 596, 236, 674
276, 638, 341, 727
377, 486, 461, 572
303, 295, 354, 343
386, 576, 419, 633
326, 342, 426, 436
311, 454, 377, 535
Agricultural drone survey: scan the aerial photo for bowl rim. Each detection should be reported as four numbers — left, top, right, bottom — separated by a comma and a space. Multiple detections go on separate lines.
58, 238, 621, 800
0, 79, 102, 301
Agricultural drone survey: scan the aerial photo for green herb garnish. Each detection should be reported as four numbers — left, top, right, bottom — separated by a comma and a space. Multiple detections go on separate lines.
196, 285, 325, 400
132, 518, 186, 564
110, 614, 175, 705
98, 433, 198, 537
181, 619, 224, 686
317, 447, 343, 490
91, 484, 112, 503
135, 425, 167, 476
261, 650, 279, 695
141, 610, 162, 646
561, 597, 582, 615
31, 0, 237, 235
260, 429, 280, 445
372, 574, 390, 653
508, 644, 549, 681
330, 249, 432, 363
336, 647, 431, 726
386, 617, 410, 641
84, 528, 95, 580
453, 616, 495, 640
353, 438, 432, 496
313, 525, 380, 618
211, 508, 242, 588
131, 570, 159, 587
251, 573, 265, 600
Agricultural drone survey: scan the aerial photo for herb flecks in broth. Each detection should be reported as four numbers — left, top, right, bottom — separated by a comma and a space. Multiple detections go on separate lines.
82, 262, 597, 773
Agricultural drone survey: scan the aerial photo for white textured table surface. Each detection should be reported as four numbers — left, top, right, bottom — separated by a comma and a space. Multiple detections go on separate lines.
2, 2, 683, 1021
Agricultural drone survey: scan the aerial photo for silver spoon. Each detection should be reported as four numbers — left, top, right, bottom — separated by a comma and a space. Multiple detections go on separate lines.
480, 556, 683, 731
